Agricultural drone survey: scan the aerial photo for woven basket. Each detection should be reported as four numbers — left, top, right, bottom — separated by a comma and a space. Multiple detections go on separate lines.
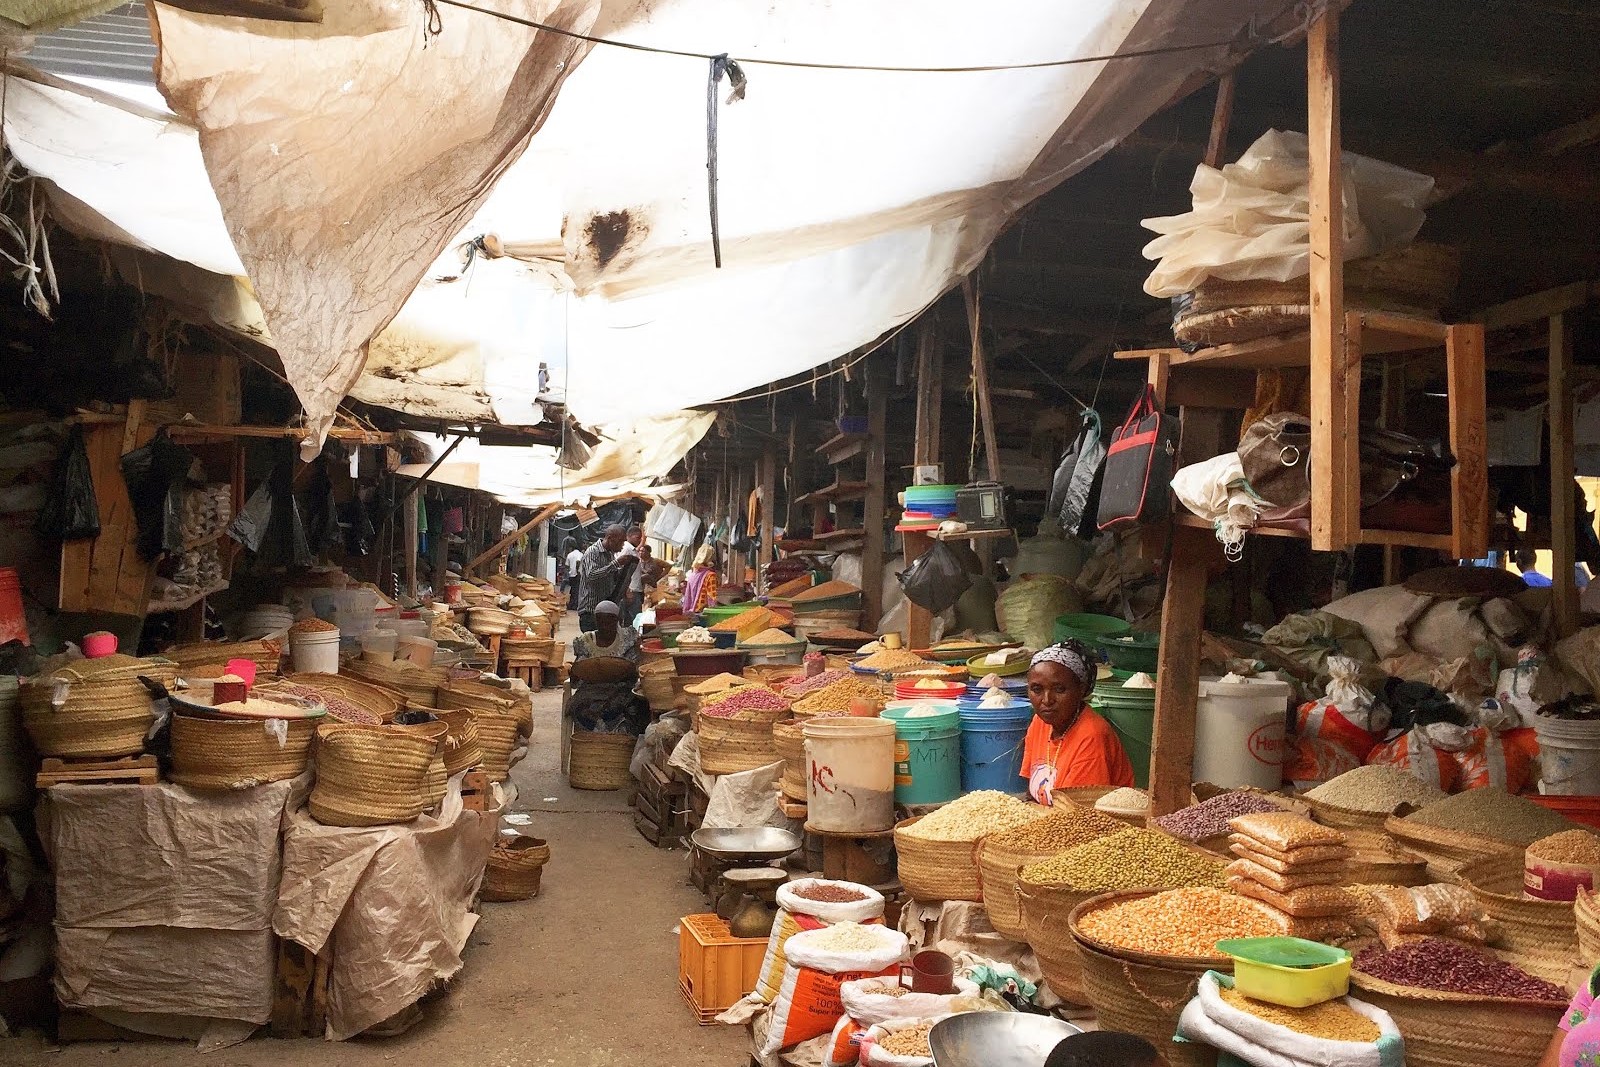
1457, 855, 1578, 987
1069, 890, 1227, 1067
1017, 880, 1102, 1004
438, 679, 517, 715
436, 710, 483, 775
476, 708, 522, 782
20, 656, 175, 758
1339, 828, 1431, 887
503, 635, 556, 662
1348, 970, 1563, 1067
568, 730, 635, 790
1302, 794, 1403, 834
343, 659, 448, 708
278, 672, 406, 721
1384, 815, 1522, 882
308, 722, 436, 827
1578, 886, 1600, 965
773, 718, 807, 800
699, 714, 782, 775
483, 836, 551, 902
743, 664, 804, 688
166, 639, 283, 677
894, 815, 983, 903
979, 836, 1071, 942
169, 712, 316, 790
388, 720, 449, 807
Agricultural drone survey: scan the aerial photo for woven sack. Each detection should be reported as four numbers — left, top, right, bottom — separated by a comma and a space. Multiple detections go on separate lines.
1348, 970, 1563, 1067
699, 714, 782, 775
1457, 855, 1578, 987
773, 718, 807, 800
169, 712, 315, 790
894, 815, 983, 903
436, 710, 483, 775
476, 708, 522, 782
483, 836, 551, 902
568, 730, 635, 790
308, 722, 435, 827
1017, 880, 1100, 1004
278, 672, 406, 721
20, 655, 175, 758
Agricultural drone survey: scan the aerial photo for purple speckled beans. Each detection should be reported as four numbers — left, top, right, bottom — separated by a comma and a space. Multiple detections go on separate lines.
1354, 938, 1567, 1001
1153, 791, 1284, 842
701, 687, 790, 718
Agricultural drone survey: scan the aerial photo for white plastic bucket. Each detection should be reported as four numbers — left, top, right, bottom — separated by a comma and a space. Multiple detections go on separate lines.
803, 717, 896, 832
396, 636, 438, 667
1535, 716, 1600, 795
360, 629, 398, 664
291, 629, 342, 675
393, 619, 430, 641
1194, 677, 1291, 790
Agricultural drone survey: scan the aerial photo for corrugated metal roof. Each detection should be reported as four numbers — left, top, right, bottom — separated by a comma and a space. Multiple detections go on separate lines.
27, 3, 155, 85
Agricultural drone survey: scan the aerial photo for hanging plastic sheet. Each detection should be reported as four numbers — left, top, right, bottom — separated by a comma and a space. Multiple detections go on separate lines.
119, 431, 193, 561
35, 425, 100, 541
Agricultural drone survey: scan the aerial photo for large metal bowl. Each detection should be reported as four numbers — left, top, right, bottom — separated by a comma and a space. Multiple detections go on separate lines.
929, 1013, 1083, 1067
689, 826, 802, 863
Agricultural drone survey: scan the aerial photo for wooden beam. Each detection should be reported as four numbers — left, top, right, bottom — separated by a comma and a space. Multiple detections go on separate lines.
1306, 6, 1349, 552
1204, 71, 1236, 168
432, 505, 451, 593
862, 371, 889, 629
759, 446, 777, 588
913, 322, 943, 470
903, 529, 933, 650
1473, 281, 1596, 331
464, 503, 562, 577
963, 278, 1002, 482
404, 493, 419, 601
1550, 314, 1580, 637
1447, 323, 1490, 562
1149, 524, 1214, 817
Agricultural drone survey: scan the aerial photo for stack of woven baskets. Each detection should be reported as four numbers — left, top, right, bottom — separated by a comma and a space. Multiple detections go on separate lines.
165, 639, 283, 679
20, 654, 177, 758
343, 659, 450, 708
308, 721, 442, 827
483, 834, 550, 902
568, 731, 635, 790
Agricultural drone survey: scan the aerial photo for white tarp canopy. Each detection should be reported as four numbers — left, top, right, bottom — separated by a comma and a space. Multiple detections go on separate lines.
6, 0, 1297, 444
394, 409, 715, 507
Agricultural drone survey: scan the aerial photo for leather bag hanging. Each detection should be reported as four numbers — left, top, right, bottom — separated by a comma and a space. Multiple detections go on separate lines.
1096, 385, 1177, 531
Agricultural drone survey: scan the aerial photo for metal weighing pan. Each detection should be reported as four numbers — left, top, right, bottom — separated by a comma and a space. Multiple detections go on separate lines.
929, 1013, 1082, 1067
689, 826, 802, 864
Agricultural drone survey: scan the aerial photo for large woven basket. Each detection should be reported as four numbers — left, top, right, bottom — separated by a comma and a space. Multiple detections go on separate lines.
1069, 890, 1228, 1067
1578, 886, 1600, 965
503, 635, 556, 662
468, 607, 517, 636
20, 655, 175, 758
475, 708, 522, 782
1457, 855, 1578, 987
438, 679, 517, 715
1384, 814, 1522, 883
894, 815, 983, 903
343, 659, 447, 708
1349, 970, 1564, 1067
389, 720, 450, 808
308, 722, 436, 827
169, 712, 316, 790
276, 672, 406, 722
568, 730, 635, 790
166, 639, 282, 677
773, 718, 807, 800
1017, 880, 1101, 1005
698, 714, 782, 775
979, 835, 1075, 942
483, 836, 551, 902
1301, 794, 1405, 834
436, 710, 483, 775
639, 663, 678, 713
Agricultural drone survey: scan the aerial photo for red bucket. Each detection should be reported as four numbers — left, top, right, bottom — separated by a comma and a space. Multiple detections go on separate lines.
0, 567, 28, 646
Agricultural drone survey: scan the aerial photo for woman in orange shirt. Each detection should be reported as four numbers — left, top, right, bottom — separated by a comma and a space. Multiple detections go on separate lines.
1020, 640, 1135, 805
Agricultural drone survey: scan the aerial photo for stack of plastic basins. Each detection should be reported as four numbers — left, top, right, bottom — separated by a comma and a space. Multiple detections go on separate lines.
956, 681, 1031, 796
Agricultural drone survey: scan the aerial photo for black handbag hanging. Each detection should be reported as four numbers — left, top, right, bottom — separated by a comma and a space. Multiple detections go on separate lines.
1096, 385, 1177, 531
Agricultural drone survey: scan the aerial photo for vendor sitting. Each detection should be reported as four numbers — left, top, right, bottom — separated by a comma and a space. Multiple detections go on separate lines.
569, 601, 646, 734
1020, 640, 1135, 804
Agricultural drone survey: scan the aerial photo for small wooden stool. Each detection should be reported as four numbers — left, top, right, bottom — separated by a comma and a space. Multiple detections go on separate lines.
804, 824, 896, 885
504, 656, 544, 692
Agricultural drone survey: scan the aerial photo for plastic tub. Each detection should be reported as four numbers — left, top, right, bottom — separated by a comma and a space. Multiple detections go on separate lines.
393, 618, 430, 641
291, 628, 342, 674
81, 631, 118, 658
1052, 612, 1129, 646
396, 635, 437, 667
361, 629, 398, 664
804, 717, 896, 832
1088, 685, 1156, 789
1534, 715, 1600, 795
1214, 938, 1351, 1008
881, 704, 962, 805
1194, 677, 1291, 790
743, 643, 806, 666
957, 703, 1033, 796
1098, 632, 1160, 673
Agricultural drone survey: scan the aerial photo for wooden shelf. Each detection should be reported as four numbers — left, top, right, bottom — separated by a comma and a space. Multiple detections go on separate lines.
1173, 512, 1455, 552
1115, 312, 1451, 372
794, 480, 869, 507
148, 580, 229, 615
815, 528, 867, 544
815, 432, 869, 464
901, 526, 1015, 542
178, 529, 230, 552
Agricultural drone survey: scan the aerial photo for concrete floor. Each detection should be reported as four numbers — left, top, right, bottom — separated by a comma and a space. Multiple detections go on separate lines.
9, 615, 749, 1067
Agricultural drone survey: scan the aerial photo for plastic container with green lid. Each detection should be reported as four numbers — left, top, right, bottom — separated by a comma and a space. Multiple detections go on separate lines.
1213, 937, 1351, 1008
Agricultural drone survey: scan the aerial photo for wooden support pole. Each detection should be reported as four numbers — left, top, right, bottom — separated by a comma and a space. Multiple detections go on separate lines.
913, 321, 943, 471
862, 371, 889, 629
431, 505, 450, 594
1204, 71, 1236, 168
403, 493, 419, 601
1306, 6, 1350, 552
1446, 323, 1490, 562
759, 446, 777, 589
1551, 314, 1580, 637
465, 502, 562, 576
963, 278, 1002, 482
903, 529, 933, 650
1149, 524, 1215, 817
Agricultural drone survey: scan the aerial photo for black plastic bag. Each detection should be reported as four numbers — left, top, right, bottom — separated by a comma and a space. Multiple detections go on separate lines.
36, 425, 101, 540
1048, 408, 1106, 540
1378, 677, 1467, 739
898, 541, 973, 615
302, 461, 341, 556
229, 457, 312, 568
120, 432, 194, 561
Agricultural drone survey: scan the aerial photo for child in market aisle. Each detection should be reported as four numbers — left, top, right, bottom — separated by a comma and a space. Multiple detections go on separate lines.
1020, 640, 1135, 804
1044, 1031, 1159, 1067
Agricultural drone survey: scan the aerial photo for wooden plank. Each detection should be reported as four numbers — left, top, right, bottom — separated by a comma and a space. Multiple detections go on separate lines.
36, 755, 159, 788
1165, 369, 1259, 411
902, 529, 933, 651
1379, 360, 1407, 584
1341, 311, 1365, 546
759, 447, 777, 586
1359, 311, 1449, 343
466, 503, 561, 577
1149, 524, 1213, 818
913, 321, 942, 468
861, 375, 888, 629
1356, 529, 1456, 551
1306, 6, 1348, 552
1204, 71, 1236, 168
1146, 352, 1171, 407
1473, 281, 1595, 331
963, 278, 1002, 482
1549, 314, 1579, 637
1447, 323, 1490, 562
404, 490, 419, 601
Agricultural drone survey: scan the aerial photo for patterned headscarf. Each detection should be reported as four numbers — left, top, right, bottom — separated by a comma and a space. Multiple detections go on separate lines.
1030, 640, 1095, 688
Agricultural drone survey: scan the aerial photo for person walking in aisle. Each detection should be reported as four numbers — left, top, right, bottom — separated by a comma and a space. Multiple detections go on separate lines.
618, 525, 645, 623
563, 540, 584, 603
577, 525, 635, 633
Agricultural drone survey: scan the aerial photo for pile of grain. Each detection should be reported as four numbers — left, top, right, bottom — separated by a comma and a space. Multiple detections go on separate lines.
854, 648, 930, 671
900, 791, 1046, 842
1021, 828, 1226, 891
1527, 828, 1600, 866
1402, 788, 1573, 846
1217, 987, 1380, 1041
986, 806, 1124, 852
1077, 888, 1280, 957
744, 628, 802, 646
1306, 765, 1449, 812
1153, 792, 1286, 843
792, 580, 861, 603
791, 676, 884, 715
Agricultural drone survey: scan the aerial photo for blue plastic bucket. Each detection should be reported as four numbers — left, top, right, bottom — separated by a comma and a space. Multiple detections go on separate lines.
958, 703, 1034, 796
881, 704, 962, 805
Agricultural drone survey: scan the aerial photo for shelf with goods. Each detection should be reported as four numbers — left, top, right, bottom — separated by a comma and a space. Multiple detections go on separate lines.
789, 386, 888, 624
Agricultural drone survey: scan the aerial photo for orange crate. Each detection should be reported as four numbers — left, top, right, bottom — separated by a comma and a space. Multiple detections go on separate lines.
678, 913, 767, 1023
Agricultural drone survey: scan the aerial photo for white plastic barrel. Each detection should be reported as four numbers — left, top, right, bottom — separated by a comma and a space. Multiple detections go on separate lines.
1194, 677, 1291, 790
803, 717, 896, 832
291, 628, 342, 675
360, 629, 398, 664
1535, 716, 1600, 795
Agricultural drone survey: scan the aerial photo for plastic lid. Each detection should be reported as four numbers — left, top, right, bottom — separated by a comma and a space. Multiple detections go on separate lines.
1214, 937, 1350, 969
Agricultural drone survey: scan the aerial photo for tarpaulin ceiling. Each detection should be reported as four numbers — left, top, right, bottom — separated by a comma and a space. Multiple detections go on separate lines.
7, 0, 1295, 437
395, 409, 714, 507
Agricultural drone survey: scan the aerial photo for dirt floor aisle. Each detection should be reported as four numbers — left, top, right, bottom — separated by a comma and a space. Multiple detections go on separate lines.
10, 613, 748, 1067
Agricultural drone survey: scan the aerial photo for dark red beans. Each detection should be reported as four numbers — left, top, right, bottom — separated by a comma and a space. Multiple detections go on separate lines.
1354, 938, 1566, 1001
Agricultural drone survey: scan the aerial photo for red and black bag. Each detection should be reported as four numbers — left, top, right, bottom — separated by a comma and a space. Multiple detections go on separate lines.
1096, 385, 1177, 531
